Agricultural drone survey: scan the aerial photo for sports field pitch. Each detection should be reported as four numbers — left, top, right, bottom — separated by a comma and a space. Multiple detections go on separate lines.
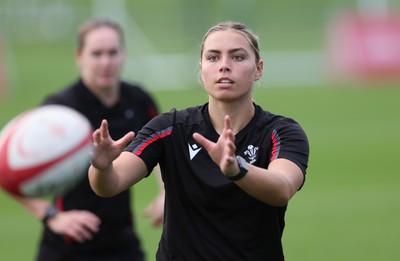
1, 85, 400, 260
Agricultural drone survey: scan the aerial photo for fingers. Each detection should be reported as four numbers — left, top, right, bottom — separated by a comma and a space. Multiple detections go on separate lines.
224, 115, 231, 132
48, 210, 101, 243
92, 129, 100, 145
73, 213, 101, 243
150, 213, 164, 227
90, 119, 135, 170
92, 119, 108, 145
226, 131, 236, 156
118, 131, 135, 147
100, 119, 110, 140
193, 114, 235, 153
144, 193, 165, 227
193, 132, 213, 151
93, 119, 134, 147
69, 223, 94, 243
223, 115, 235, 141
144, 202, 163, 227
193, 115, 238, 176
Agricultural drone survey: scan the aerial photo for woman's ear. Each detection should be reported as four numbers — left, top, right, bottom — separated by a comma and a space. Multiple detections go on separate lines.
75, 50, 82, 69
254, 60, 263, 81
199, 62, 204, 83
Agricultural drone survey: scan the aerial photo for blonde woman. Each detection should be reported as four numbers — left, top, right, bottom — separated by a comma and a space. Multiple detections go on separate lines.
90, 21, 309, 260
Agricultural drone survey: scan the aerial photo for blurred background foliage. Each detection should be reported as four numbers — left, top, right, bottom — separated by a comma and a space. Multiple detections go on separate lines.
1, 0, 374, 99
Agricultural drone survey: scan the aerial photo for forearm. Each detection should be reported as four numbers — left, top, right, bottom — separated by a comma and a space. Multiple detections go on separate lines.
13, 195, 50, 220
88, 163, 121, 197
234, 159, 304, 207
235, 168, 291, 206
89, 152, 148, 197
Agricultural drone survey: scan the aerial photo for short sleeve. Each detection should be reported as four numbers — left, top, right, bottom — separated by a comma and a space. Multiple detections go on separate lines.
270, 119, 309, 175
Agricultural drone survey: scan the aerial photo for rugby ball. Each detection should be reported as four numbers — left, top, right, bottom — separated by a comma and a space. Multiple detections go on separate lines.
0, 105, 93, 197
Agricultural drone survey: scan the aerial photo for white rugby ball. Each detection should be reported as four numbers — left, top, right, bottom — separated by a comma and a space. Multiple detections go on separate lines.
0, 105, 93, 197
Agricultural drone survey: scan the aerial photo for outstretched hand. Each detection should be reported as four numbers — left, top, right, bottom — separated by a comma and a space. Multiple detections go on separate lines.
90, 119, 135, 170
193, 115, 239, 177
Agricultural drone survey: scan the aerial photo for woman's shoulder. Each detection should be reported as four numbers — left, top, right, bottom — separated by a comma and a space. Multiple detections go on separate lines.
120, 81, 154, 100
41, 80, 83, 106
161, 104, 204, 118
255, 104, 305, 131
151, 104, 206, 128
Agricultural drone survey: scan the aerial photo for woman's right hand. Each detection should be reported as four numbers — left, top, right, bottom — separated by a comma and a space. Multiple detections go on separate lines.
90, 119, 135, 170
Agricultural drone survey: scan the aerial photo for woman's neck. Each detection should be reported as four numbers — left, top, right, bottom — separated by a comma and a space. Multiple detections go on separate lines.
208, 98, 255, 135
85, 82, 120, 108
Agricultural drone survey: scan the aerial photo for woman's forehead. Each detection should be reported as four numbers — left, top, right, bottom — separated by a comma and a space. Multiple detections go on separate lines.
203, 30, 251, 51
83, 27, 122, 50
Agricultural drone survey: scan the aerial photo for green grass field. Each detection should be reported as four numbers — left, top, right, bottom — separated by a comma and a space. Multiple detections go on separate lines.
1, 85, 400, 260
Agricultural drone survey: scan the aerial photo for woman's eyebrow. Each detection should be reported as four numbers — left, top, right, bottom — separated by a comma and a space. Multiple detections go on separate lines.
204, 47, 248, 54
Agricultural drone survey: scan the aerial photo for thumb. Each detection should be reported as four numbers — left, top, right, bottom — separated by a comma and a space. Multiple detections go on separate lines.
117, 131, 135, 147
193, 133, 214, 151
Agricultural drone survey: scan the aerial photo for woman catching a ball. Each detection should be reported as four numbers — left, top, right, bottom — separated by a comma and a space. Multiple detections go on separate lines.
89, 21, 309, 260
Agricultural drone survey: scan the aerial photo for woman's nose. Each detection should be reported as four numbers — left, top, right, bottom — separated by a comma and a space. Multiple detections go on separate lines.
219, 58, 231, 72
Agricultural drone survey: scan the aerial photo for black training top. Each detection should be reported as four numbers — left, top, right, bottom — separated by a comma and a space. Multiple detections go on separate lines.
37, 79, 158, 260
125, 103, 309, 261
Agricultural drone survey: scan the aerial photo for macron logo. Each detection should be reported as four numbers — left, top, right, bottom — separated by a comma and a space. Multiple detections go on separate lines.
188, 143, 202, 160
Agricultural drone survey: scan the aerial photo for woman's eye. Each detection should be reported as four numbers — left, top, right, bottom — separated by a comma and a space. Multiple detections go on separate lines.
92, 51, 102, 57
208, 55, 218, 62
109, 49, 119, 57
233, 55, 244, 61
